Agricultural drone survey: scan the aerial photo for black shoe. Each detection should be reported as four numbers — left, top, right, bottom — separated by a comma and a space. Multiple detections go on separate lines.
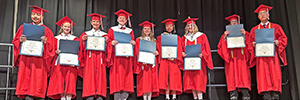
241, 88, 251, 100
230, 90, 238, 100
25, 96, 34, 100
271, 92, 280, 100
172, 98, 177, 100
165, 98, 170, 100
242, 96, 251, 100
263, 92, 272, 100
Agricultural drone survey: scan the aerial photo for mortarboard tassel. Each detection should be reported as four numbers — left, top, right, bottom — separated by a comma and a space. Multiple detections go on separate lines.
128, 15, 132, 27
173, 24, 176, 34
152, 23, 154, 35
101, 16, 104, 30
238, 15, 240, 24
41, 10, 43, 25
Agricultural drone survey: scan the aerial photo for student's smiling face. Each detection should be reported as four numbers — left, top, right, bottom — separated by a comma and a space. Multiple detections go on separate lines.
90, 20, 100, 30
165, 24, 173, 33
117, 16, 127, 26
143, 27, 151, 36
62, 22, 71, 34
31, 12, 42, 24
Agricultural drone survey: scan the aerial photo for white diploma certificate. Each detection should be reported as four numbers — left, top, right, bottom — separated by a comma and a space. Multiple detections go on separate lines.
86, 36, 105, 51
184, 57, 201, 70
138, 51, 155, 65
255, 43, 275, 57
20, 40, 43, 57
161, 46, 177, 58
227, 36, 245, 48
115, 43, 133, 56
59, 53, 79, 66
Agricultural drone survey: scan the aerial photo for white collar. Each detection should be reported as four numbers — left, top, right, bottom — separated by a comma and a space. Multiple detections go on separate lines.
55, 33, 76, 40
92, 28, 101, 32
184, 32, 203, 42
118, 24, 126, 29
85, 29, 107, 36
61, 33, 70, 37
32, 22, 43, 26
260, 21, 269, 26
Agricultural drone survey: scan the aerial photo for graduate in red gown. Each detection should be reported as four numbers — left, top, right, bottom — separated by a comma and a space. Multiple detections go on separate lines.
79, 13, 108, 100
134, 21, 159, 100
181, 17, 214, 100
217, 14, 251, 100
12, 5, 55, 100
106, 9, 135, 100
47, 16, 79, 100
157, 19, 183, 100
249, 4, 288, 100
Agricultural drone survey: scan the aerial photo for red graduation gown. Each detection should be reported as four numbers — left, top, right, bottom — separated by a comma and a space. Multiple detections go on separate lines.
47, 35, 79, 99
217, 31, 251, 92
12, 23, 55, 99
78, 31, 109, 98
156, 34, 183, 95
181, 32, 214, 93
107, 26, 135, 94
133, 38, 159, 97
249, 22, 287, 94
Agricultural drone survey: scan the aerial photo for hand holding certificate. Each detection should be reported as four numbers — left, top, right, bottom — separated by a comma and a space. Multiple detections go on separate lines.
114, 31, 133, 57
138, 39, 156, 65
161, 34, 178, 59
86, 36, 105, 51
19, 23, 45, 57
58, 40, 80, 66
184, 44, 201, 70
255, 28, 275, 57
226, 24, 245, 48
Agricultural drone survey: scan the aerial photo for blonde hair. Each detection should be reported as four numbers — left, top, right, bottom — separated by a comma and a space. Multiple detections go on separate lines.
58, 22, 72, 35
184, 23, 199, 35
140, 28, 155, 42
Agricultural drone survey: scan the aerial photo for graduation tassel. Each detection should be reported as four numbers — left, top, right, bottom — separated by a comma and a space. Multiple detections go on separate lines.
231, 49, 234, 58
128, 15, 132, 27
238, 15, 240, 24
89, 51, 91, 58
71, 21, 73, 34
241, 49, 244, 55
152, 23, 154, 35
100, 16, 104, 30
173, 24, 176, 34
41, 10, 43, 25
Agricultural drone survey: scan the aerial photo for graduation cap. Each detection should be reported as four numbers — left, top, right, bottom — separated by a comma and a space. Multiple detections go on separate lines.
139, 21, 155, 35
161, 19, 177, 26
225, 14, 241, 24
183, 17, 198, 25
115, 9, 132, 27
87, 13, 106, 30
254, 4, 273, 13
56, 16, 75, 34
161, 19, 177, 33
29, 5, 49, 16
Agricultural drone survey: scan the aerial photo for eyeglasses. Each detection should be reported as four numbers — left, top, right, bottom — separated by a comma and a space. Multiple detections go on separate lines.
230, 20, 237, 23
259, 11, 268, 15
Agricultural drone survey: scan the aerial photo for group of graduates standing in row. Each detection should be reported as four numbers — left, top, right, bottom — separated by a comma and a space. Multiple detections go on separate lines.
12, 4, 287, 100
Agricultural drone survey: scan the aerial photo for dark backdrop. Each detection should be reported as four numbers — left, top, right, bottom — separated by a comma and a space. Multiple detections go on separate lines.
0, 0, 300, 100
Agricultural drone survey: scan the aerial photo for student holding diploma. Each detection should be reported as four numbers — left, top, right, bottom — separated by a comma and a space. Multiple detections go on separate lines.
12, 5, 55, 100
157, 19, 183, 100
107, 9, 135, 100
47, 16, 80, 100
181, 17, 213, 100
79, 13, 108, 100
249, 4, 287, 100
134, 21, 159, 100
217, 14, 251, 100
